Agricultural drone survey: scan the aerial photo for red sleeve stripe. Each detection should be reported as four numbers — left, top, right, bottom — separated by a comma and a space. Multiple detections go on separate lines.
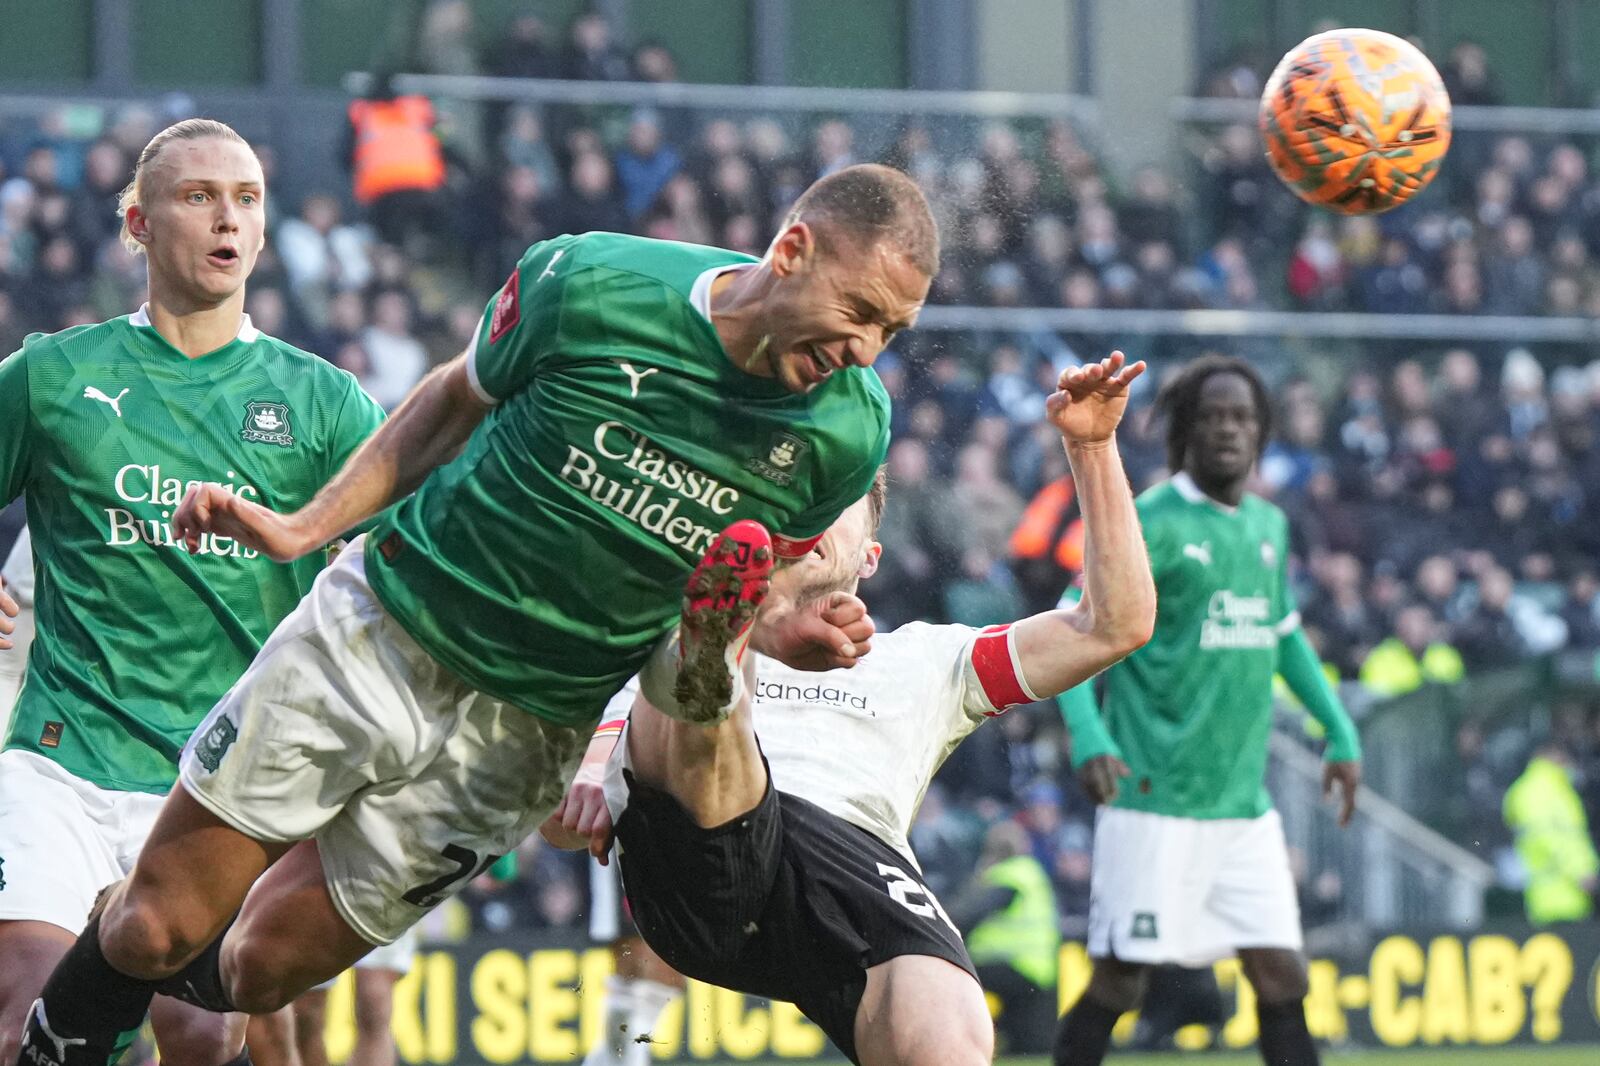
772, 531, 824, 559
969, 624, 1040, 715
594, 719, 627, 737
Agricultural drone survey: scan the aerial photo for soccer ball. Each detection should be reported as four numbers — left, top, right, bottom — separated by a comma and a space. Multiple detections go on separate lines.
1259, 28, 1451, 215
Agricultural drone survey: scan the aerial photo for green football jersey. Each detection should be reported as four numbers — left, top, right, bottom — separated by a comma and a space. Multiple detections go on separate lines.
0, 310, 386, 793
1097, 473, 1299, 820
365, 233, 891, 728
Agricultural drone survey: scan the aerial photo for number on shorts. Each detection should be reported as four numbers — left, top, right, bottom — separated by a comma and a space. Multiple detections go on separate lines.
402, 844, 502, 908
876, 862, 959, 934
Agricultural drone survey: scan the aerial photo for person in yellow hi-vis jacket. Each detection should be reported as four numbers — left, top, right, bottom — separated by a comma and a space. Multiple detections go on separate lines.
1503, 742, 1599, 924
954, 820, 1061, 1055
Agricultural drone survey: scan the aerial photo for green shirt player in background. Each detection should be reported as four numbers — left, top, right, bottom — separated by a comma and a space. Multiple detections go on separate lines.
0, 120, 385, 1066
1052, 356, 1362, 1066
19, 164, 936, 1066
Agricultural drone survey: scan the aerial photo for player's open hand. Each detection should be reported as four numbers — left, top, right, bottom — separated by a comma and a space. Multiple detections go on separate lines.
0, 575, 16, 650
1323, 759, 1361, 828
1078, 754, 1132, 805
173, 482, 314, 562
754, 590, 875, 672
1046, 352, 1146, 447
546, 762, 614, 863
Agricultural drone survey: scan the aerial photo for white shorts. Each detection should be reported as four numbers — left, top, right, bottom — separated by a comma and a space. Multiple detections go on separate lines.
314, 928, 418, 989
178, 537, 590, 946
1086, 807, 1302, 966
0, 749, 166, 933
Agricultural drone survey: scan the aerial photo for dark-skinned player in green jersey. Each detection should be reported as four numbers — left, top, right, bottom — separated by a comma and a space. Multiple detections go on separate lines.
1052, 356, 1362, 1066
18, 164, 939, 1066
0, 120, 386, 1066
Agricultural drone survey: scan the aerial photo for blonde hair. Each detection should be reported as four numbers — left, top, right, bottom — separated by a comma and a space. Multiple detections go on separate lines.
117, 118, 256, 255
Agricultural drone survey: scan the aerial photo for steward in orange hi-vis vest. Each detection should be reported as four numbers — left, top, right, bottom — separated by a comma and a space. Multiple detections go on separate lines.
348, 95, 445, 204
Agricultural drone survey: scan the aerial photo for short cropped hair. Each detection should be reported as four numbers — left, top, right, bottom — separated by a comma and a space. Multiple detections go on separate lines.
1156, 354, 1274, 473
782, 163, 939, 277
118, 118, 257, 255
865, 465, 888, 536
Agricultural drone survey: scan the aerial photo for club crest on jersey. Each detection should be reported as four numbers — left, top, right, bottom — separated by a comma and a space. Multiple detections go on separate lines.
1131, 912, 1159, 939
1260, 540, 1277, 569
241, 401, 294, 447
745, 431, 809, 487
489, 269, 521, 343
194, 715, 238, 773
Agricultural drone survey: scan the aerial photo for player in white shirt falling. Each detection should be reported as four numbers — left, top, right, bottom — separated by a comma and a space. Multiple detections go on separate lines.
546, 353, 1155, 1066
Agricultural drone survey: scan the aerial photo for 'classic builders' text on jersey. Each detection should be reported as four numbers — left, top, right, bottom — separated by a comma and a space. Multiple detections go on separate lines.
1096, 473, 1299, 820
366, 233, 891, 728
0, 311, 385, 792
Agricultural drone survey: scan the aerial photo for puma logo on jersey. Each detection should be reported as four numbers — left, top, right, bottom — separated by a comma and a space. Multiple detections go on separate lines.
83, 386, 129, 418
619, 362, 658, 397
1182, 541, 1212, 566
538, 249, 565, 282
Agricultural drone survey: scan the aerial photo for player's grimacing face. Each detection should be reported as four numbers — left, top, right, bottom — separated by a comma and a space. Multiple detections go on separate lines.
1187, 372, 1261, 483
136, 137, 266, 303
767, 231, 928, 394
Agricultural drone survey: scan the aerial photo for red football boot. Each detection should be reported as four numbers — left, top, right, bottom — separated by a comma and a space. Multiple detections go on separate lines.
672, 520, 774, 723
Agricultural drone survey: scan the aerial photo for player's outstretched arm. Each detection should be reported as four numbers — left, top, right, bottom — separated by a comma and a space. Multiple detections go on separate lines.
1010, 353, 1155, 699
173, 351, 492, 561
542, 723, 621, 861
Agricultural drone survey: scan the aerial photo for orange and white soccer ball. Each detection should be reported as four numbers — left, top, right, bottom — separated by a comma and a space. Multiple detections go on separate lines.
1260, 28, 1452, 214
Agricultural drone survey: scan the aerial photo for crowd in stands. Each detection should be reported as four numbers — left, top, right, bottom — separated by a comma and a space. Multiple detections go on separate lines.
1198, 37, 1600, 319
3, 3, 1599, 936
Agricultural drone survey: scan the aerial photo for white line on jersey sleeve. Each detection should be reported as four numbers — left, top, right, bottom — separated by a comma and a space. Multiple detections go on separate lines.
463, 312, 500, 406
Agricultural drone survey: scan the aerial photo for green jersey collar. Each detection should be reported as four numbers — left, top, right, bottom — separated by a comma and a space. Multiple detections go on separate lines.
688, 263, 755, 322
1171, 471, 1239, 515
129, 304, 261, 345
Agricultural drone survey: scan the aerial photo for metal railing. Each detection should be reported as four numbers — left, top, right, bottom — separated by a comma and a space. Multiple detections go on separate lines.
345, 71, 1099, 121
915, 306, 1600, 342
1268, 730, 1495, 932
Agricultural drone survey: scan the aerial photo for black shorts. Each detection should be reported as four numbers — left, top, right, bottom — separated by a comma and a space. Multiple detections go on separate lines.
612, 768, 977, 1064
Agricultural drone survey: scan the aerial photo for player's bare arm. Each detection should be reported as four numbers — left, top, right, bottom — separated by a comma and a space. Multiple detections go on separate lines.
174, 351, 490, 560
543, 727, 620, 860
1010, 353, 1156, 698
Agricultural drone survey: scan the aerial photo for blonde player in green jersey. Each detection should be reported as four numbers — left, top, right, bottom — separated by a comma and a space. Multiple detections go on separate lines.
0, 120, 386, 1066
19, 165, 937, 1066
1052, 356, 1362, 1066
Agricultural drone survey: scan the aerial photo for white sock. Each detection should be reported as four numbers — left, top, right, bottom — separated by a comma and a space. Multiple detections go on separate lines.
637, 630, 746, 724
622, 979, 682, 1066
583, 976, 635, 1066
637, 631, 684, 717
